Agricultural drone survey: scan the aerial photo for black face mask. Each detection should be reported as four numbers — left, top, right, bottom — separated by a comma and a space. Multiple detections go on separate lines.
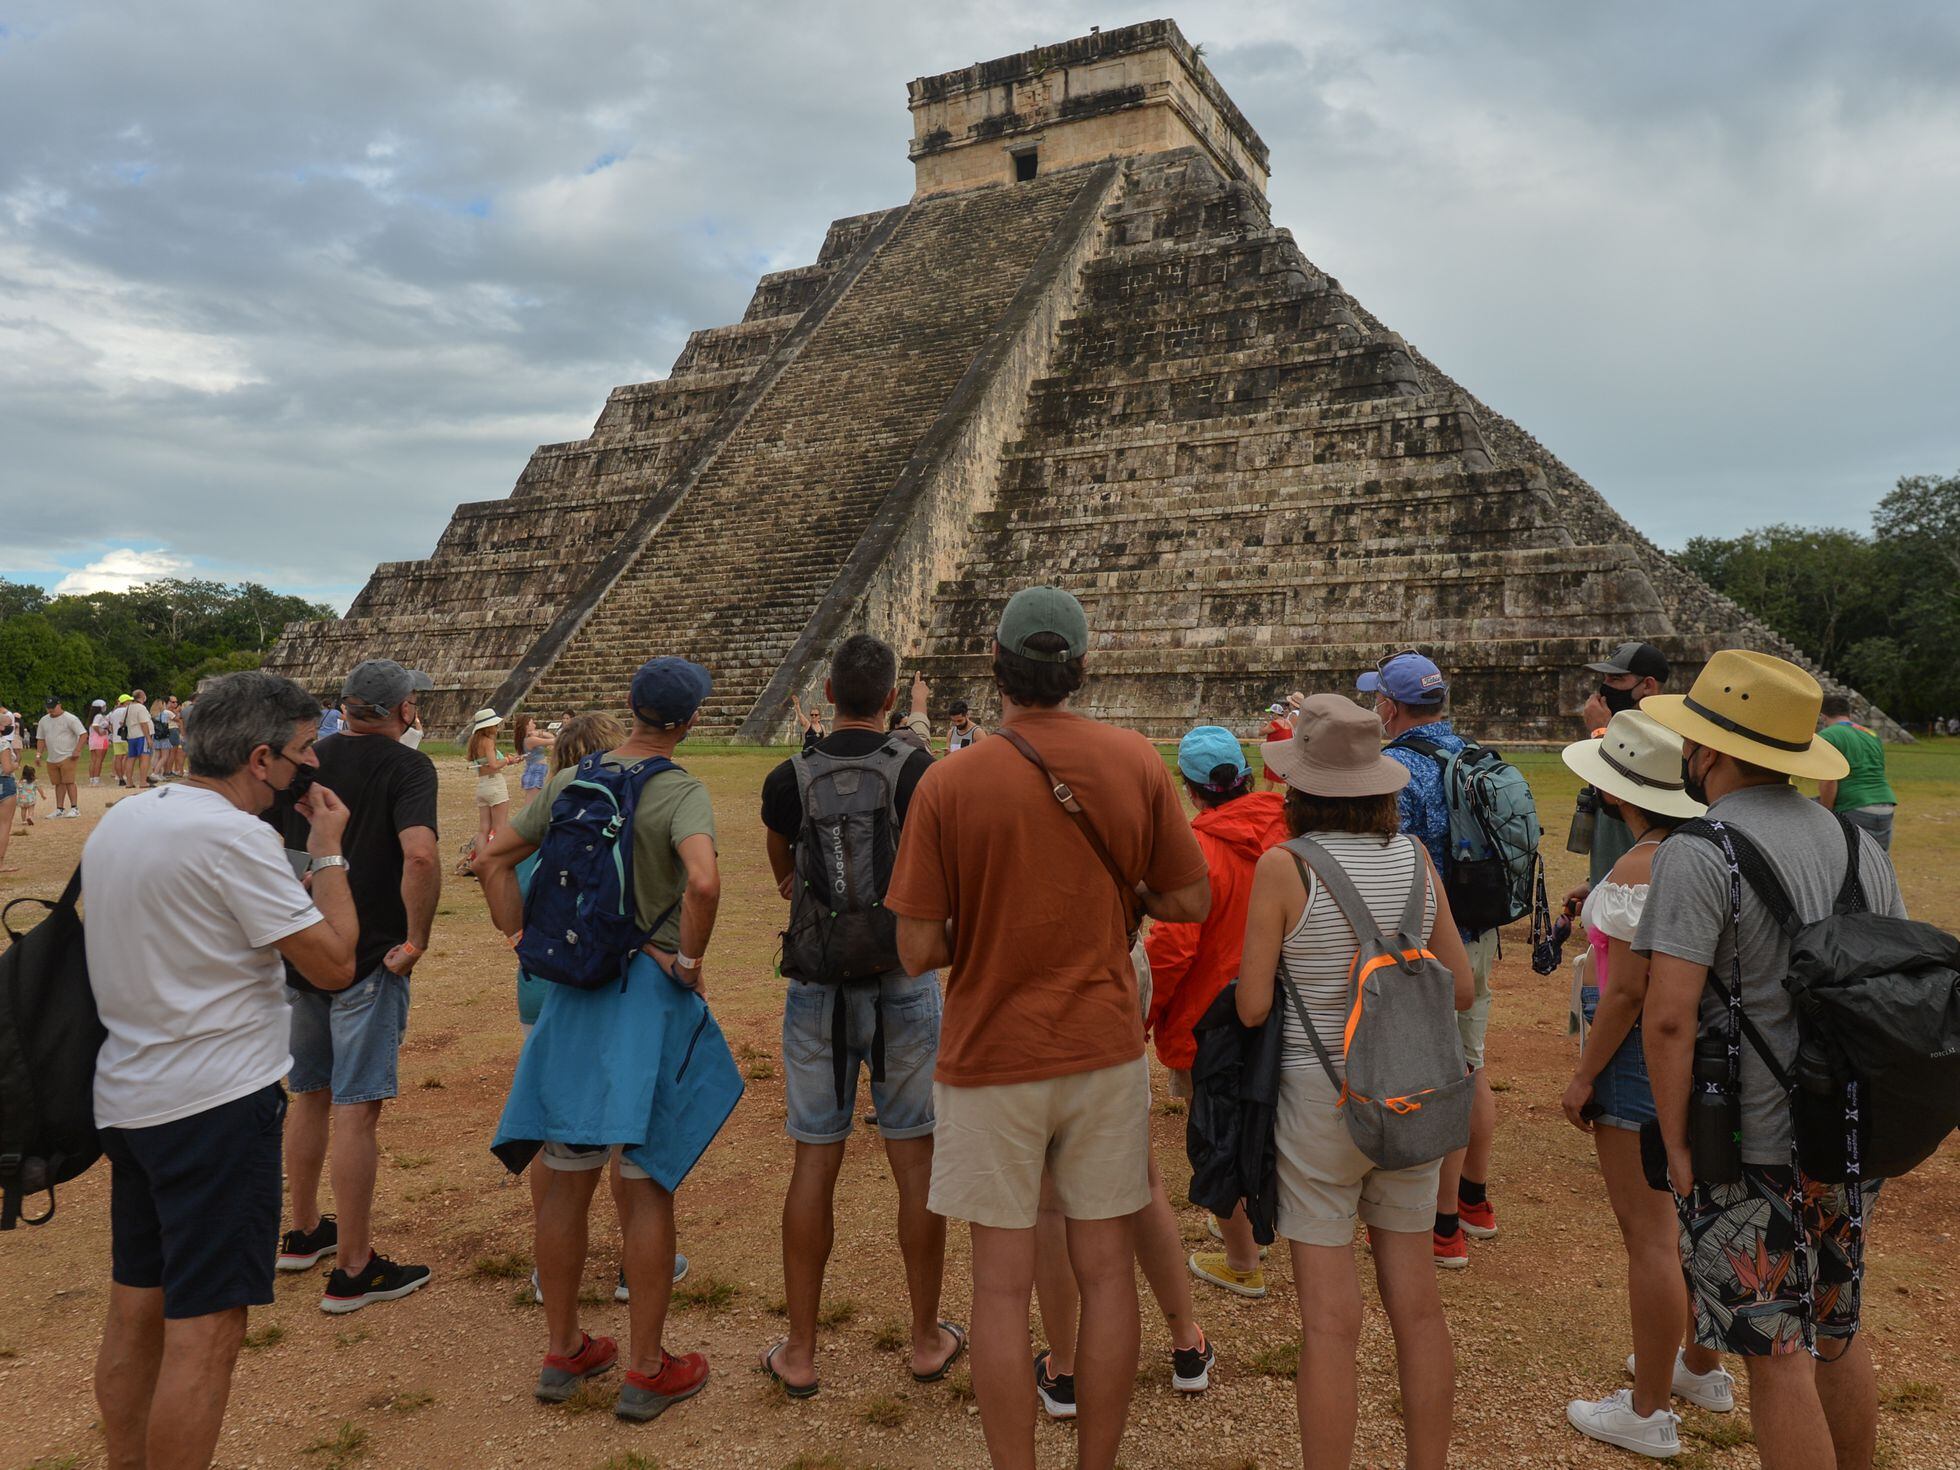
1598, 681, 1640, 715
1682, 749, 1709, 808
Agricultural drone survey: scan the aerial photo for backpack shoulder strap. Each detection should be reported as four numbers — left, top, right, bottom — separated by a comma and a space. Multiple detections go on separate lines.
997, 726, 1139, 937
1833, 814, 1867, 915
1397, 835, 1432, 942
1284, 836, 1393, 952
1678, 817, 1799, 936
1, 864, 81, 943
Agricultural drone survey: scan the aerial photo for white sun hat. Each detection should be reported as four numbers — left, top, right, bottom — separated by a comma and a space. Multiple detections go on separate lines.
1561, 709, 1706, 821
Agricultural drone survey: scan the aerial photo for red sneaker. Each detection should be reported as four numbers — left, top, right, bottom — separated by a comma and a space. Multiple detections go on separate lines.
616, 1349, 709, 1421
1457, 1196, 1498, 1239
536, 1332, 618, 1402
1432, 1228, 1470, 1270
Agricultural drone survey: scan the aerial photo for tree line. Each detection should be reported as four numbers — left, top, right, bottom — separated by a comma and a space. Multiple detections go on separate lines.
1676, 470, 1960, 727
0, 578, 333, 711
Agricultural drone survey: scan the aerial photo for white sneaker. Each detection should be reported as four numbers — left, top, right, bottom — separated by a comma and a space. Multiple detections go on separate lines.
65, 807, 81, 818
1627, 1350, 1736, 1413
1568, 1389, 1681, 1458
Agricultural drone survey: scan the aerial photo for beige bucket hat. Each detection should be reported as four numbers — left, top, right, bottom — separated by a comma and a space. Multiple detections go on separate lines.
1561, 710, 1706, 820
466, 707, 503, 736
1261, 693, 1410, 798
1642, 649, 1848, 782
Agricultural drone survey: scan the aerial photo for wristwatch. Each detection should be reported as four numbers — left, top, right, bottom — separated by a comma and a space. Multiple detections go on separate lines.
308, 855, 350, 876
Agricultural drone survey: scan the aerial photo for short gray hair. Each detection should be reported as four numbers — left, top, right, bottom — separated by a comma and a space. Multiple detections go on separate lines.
186, 671, 322, 777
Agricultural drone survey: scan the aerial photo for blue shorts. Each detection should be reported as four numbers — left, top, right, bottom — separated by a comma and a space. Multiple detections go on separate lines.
1581, 987, 1657, 1131
0, 774, 13, 801
101, 1083, 285, 1318
288, 966, 410, 1103
520, 762, 547, 791
126, 735, 148, 757
782, 970, 940, 1145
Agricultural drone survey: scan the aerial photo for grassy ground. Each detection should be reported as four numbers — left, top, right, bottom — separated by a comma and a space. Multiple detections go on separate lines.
0, 734, 1954, 1469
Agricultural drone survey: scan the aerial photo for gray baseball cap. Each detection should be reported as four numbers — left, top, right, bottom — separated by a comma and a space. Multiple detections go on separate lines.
341, 659, 429, 709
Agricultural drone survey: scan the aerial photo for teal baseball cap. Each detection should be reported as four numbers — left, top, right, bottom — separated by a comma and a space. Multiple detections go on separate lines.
997, 586, 1089, 662
1177, 726, 1249, 788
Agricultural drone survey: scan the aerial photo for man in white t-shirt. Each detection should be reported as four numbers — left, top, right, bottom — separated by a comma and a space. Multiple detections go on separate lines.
110, 695, 132, 786
35, 697, 86, 817
123, 689, 156, 788
83, 670, 361, 1470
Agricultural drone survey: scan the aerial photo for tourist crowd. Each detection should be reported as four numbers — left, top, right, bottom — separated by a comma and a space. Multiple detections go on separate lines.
56, 588, 1918, 1470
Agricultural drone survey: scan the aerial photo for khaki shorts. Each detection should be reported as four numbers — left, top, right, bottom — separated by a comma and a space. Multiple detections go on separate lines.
1276, 1064, 1440, 1245
48, 757, 77, 784
540, 1141, 650, 1182
929, 1056, 1151, 1229
1456, 930, 1499, 1071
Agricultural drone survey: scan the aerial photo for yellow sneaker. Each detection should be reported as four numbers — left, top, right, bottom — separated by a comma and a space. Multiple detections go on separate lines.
1187, 1251, 1267, 1299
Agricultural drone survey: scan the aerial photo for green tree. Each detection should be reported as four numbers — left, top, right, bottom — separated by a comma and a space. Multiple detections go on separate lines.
1676, 524, 1889, 675
0, 614, 128, 712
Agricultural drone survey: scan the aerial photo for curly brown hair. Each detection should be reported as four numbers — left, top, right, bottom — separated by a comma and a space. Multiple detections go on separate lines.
549, 712, 627, 775
1282, 788, 1401, 837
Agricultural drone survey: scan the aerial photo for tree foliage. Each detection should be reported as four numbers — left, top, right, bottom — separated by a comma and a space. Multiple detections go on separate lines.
0, 577, 332, 711
1678, 470, 1960, 723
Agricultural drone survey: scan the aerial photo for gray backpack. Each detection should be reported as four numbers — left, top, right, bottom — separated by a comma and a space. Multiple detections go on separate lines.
1277, 835, 1472, 1170
781, 738, 913, 1105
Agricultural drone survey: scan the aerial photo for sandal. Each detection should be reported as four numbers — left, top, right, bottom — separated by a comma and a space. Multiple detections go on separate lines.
758, 1338, 819, 1399
911, 1320, 968, 1383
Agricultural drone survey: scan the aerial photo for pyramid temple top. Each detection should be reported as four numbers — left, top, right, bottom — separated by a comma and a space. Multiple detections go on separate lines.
907, 19, 1269, 200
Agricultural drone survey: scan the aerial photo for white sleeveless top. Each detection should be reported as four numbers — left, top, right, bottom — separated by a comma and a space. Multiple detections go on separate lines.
1276, 832, 1438, 1075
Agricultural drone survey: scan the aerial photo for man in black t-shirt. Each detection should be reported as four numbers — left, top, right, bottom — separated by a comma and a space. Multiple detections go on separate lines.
756, 636, 962, 1395
275, 658, 440, 1314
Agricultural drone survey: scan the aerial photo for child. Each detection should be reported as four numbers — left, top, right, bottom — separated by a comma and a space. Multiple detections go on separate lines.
16, 764, 39, 829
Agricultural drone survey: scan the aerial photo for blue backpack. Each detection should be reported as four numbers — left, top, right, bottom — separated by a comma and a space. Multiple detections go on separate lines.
516, 753, 682, 990
1398, 735, 1543, 933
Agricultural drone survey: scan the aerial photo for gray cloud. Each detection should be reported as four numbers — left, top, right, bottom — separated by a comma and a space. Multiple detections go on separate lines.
2, 0, 1956, 607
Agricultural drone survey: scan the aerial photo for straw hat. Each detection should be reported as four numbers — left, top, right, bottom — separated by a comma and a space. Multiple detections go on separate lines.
1561, 710, 1705, 820
1641, 650, 1848, 782
466, 707, 503, 736
1261, 694, 1410, 798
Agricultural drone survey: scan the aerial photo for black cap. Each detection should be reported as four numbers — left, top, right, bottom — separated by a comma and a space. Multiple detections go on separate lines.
1585, 641, 1670, 683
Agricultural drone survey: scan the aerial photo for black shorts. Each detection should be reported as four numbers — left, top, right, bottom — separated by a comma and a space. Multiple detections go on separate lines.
101, 1083, 286, 1319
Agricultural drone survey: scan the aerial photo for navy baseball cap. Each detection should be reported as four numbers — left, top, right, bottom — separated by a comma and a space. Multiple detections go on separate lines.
1356, 652, 1447, 706
1177, 726, 1249, 787
630, 656, 713, 726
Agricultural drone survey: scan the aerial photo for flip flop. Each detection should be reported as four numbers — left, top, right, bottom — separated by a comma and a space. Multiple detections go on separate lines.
759, 1338, 819, 1399
911, 1320, 968, 1384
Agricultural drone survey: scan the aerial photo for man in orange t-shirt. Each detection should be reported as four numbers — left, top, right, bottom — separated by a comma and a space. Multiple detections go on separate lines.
887, 586, 1209, 1470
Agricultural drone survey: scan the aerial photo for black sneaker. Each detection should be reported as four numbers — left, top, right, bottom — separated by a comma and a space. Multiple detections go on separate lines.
1034, 1349, 1076, 1420
277, 1215, 337, 1271
1172, 1329, 1216, 1393
320, 1252, 432, 1314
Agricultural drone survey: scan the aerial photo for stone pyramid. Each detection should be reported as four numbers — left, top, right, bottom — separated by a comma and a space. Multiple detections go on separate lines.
265, 20, 1890, 741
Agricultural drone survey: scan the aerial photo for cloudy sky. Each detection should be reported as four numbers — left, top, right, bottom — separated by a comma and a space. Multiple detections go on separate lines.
4, 1, 1957, 608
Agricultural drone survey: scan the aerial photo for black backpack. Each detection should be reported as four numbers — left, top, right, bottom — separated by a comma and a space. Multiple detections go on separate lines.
779, 738, 913, 1107
0, 867, 103, 1228
1185, 983, 1283, 1246
1681, 815, 1960, 1183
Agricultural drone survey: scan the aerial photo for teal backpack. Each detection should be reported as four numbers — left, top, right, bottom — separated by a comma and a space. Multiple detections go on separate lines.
1399, 736, 1542, 933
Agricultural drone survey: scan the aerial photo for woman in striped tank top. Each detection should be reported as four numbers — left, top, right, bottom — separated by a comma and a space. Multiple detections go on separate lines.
1237, 695, 1478, 1470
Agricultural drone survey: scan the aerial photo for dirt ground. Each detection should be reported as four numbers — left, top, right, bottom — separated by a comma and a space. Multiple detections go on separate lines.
2, 741, 1956, 1470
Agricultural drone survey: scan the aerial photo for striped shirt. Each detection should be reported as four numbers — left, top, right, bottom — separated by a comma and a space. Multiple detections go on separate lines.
1275, 831, 1437, 1074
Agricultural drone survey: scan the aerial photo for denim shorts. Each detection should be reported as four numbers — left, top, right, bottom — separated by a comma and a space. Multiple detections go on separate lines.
1580, 986, 1657, 1130
288, 966, 410, 1103
126, 735, 148, 757
782, 970, 940, 1144
0, 774, 13, 801
102, 1083, 285, 1318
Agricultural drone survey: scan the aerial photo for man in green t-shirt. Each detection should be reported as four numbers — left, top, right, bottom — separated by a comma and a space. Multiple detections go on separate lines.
1816, 694, 1898, 850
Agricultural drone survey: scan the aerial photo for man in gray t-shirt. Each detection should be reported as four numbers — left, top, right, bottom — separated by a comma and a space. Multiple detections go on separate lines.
1637, 649, 1903, 1470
